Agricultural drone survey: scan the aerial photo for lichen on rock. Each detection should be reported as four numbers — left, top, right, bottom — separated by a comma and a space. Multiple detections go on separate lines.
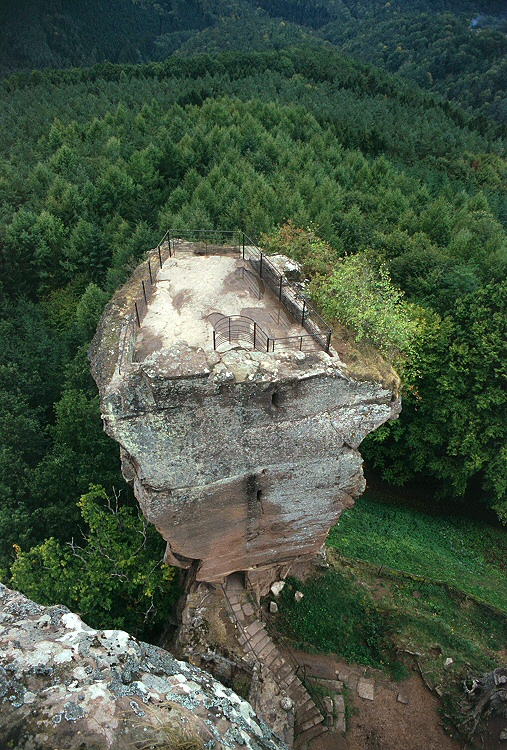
0, 584, 286, 750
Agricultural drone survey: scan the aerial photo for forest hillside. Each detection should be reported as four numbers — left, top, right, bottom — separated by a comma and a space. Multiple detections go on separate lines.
2, 0, 507, 125
1, 44, 506, 572
0, 2, 505, 679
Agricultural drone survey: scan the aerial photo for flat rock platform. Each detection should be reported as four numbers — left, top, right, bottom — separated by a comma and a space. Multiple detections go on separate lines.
134, 251, 308, 361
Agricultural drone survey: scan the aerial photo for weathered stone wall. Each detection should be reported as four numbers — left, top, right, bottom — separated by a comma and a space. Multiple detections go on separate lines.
92, 336, 399, 583
0, 584, 286, 750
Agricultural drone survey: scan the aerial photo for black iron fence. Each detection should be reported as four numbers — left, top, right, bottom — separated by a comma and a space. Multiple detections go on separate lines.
212, 314, 323, 354
117, 228, 333, 374
117, 232, 172, 374
165, 228, 243, 256
166, 229, 332, 354
213, 315, 268, 352
241, 234, 332, 354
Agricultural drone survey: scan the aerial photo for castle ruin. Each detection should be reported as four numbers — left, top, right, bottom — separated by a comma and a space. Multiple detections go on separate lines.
90, 231, 400, 593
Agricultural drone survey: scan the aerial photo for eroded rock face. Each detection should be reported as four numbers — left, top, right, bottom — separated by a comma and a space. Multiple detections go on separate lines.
0, 585, 286, 750
89, 251, 401, 585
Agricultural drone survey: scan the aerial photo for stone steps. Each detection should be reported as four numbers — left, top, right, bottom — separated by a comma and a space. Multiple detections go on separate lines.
295, 721, 328, 747
296, 702, 323, 729
222, 587, 328, 746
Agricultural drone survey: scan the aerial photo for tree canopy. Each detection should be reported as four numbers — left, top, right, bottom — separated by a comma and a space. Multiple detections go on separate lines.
0, 36, 506, 626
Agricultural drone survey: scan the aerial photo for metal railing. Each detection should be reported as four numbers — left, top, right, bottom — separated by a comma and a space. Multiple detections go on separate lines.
117, 228, 333, 374
212, 315, 324, 353
213, 315, 268, 352
166, 229, 243, 256
241, 234, 332, 354
117, 231, 172, 374
166, 229, 332, 354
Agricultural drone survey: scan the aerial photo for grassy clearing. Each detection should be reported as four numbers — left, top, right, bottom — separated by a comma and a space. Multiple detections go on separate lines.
348, 557, 507, 673
274, 557, 507, 726
276, 570, 389, 668
273, 490, 507, 729
327, 490, 507, 613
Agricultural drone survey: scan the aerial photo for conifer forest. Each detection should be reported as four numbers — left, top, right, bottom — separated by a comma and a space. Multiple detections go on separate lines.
0, 0, 506, 672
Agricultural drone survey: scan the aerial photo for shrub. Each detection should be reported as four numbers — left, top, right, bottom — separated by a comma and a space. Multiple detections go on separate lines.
310, 251, 420, 358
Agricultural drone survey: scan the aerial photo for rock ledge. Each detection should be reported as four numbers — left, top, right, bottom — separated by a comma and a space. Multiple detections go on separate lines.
0, 584, 286, 750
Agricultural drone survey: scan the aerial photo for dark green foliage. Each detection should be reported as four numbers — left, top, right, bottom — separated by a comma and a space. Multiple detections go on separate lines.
0, 40, 505, 614
2, 0, 506, 131
363, 281, 507, 510
320, 2, 507, 124
11, 485, 178, 636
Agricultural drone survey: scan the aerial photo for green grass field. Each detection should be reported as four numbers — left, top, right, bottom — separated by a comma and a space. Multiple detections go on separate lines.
273, 489, 507, 729
327, 490, 507, 613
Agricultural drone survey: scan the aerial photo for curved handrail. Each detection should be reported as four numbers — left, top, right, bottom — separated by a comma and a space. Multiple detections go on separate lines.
117, 229, 333, 376
211, 314, 324, 353
212, 315, 269, 352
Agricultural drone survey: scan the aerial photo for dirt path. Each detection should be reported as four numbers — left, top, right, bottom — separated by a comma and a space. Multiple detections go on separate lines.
292, 651, 463, 750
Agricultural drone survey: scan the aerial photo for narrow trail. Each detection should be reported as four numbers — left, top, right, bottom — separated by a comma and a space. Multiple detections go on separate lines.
222, 580, 328, 747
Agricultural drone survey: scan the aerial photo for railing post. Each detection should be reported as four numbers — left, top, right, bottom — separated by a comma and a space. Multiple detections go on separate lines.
148, 259, 153, 284
134, 302, 141, 327
142, 280, 147, 304
266, 337, 270, 353
213, 329, 216, 350
158, 245, 163, 267
253, 321, 257, 349
326, 330, 331, 354
300, 336, 303, 351
301, 300, 306, 326
242, 233, 245, 259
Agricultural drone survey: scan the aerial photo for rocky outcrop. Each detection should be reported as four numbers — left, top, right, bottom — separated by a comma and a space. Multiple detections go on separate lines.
0, 584, 286, 750
89, 247, 401, 586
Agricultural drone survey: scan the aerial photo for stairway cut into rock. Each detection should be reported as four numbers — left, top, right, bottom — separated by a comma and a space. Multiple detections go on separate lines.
223, 586, 328, 748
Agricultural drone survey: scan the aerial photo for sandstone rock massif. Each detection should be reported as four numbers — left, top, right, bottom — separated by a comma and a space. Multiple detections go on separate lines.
90, 244, 400, 587
0, 584, 285, 750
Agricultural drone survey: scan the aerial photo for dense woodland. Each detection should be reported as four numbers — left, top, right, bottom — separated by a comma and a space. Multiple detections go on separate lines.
0, 1, 506, 635
2, 0, 507, 124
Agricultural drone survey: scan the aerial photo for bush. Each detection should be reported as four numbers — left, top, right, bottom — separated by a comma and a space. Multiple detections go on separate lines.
11, 485, 178, 637
310, 251, 420, 358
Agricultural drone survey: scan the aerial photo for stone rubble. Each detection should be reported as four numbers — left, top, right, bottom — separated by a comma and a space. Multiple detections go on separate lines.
357, 677, 375, 701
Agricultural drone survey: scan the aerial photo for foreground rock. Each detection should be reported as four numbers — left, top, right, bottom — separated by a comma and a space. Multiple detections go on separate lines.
0, 585, 286, 750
